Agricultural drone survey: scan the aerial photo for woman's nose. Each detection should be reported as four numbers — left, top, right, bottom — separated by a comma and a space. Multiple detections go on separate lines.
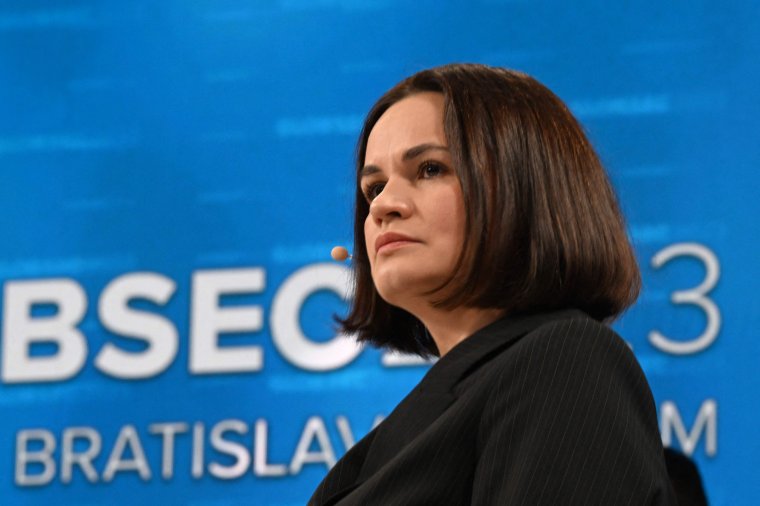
368, 179, 413, 222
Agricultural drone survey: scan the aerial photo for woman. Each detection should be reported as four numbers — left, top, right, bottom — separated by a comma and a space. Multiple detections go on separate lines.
311, 64, 675, 505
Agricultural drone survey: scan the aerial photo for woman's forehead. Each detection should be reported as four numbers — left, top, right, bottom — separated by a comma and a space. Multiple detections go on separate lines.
365, 93, 446, 161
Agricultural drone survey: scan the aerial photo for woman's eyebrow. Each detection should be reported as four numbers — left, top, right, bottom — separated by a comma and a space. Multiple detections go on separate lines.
402, 143, 449, 161
361, 143, 449, 177
360, 165, 381, 178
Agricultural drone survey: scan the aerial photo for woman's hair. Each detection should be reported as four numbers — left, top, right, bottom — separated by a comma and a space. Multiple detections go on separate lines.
340, 63, 640, 357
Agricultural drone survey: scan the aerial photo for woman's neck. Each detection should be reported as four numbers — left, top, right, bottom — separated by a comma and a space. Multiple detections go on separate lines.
415, 306, 506, 357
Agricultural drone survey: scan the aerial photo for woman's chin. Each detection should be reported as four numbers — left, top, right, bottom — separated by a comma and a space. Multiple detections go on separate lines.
374, 274, 439, 309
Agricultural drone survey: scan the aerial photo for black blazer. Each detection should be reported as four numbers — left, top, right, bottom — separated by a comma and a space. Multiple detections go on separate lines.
308, 309, 676, 505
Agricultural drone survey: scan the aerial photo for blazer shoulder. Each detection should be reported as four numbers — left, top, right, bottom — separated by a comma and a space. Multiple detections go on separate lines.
490, 313, 635, 374
471, 314, 673, 504
476, 312, 659, 436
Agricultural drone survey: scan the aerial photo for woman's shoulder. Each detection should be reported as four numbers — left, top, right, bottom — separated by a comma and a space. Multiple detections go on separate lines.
474, 310, 662, 450
498, 312, 633, 367
479, 311, 649, 400
470, 312, 673, 504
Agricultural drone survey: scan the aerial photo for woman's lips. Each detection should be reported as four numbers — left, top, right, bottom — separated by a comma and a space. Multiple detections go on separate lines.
377, 240, 417, 254
375, 232, 419, 254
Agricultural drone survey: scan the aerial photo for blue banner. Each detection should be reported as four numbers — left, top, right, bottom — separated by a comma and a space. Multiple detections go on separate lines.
1, 1, 758, 504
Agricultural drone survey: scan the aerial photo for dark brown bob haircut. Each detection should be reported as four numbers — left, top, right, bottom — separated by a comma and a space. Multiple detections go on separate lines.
340, 63, 640, 357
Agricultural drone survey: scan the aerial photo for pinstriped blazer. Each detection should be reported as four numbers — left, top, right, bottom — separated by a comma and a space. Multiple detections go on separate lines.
308, 309, 676, 505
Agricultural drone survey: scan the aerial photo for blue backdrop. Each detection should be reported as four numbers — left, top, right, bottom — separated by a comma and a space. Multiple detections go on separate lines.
1, 1, 758, 504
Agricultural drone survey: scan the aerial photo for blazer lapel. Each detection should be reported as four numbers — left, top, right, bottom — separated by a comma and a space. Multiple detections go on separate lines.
313, 387, 456, 506
355, 385, 456, 483
309, 426, 378, 506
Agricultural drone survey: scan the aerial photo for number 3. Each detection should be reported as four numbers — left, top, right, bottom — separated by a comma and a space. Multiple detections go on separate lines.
648, 242, 721, 355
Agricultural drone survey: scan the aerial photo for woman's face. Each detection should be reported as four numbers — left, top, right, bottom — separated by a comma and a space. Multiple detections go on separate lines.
361, 92, 466, 310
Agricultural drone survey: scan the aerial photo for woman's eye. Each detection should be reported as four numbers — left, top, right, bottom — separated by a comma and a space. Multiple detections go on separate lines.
419, 161, 444, 178
364, 183, 385, 201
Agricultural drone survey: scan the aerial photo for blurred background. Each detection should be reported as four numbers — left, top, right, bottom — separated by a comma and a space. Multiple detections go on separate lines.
1, 1, 758, 504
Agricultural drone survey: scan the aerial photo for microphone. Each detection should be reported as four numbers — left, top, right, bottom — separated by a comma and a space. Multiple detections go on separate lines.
331, 246, 351, 262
